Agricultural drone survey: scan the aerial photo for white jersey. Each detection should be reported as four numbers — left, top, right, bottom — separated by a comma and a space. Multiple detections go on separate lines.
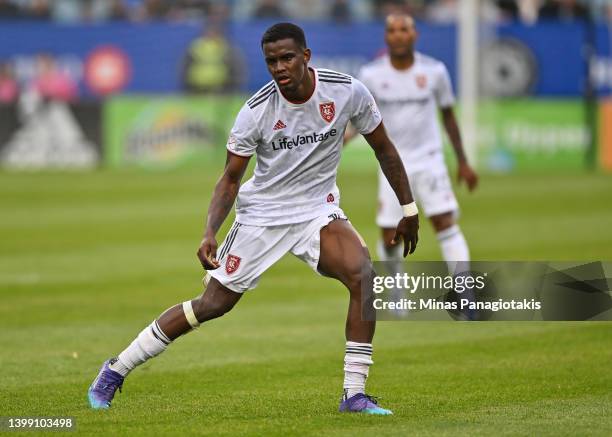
226, 68, 382, 226
359, 52, 454, 172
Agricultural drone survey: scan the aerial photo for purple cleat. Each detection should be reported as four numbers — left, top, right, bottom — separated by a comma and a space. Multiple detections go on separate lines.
339, 392, 393, 415
88, 359, 124, 409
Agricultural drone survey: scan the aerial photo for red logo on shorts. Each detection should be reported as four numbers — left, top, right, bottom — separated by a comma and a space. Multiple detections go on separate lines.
226, 254, 241, 274
415, 75, 427, 89
327, 193, 335, 203
319, 102, 335, 123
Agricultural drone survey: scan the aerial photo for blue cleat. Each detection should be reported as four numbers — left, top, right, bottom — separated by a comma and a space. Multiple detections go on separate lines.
339, 392, 393, 415
88, 359, 124, 409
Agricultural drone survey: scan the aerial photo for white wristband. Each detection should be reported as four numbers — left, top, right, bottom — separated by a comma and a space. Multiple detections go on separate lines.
402, 202, 418, 217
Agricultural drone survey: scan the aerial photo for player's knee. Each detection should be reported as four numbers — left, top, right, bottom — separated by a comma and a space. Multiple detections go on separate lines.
382, 239, 395, 251
430, 213, 455, 232
192, 296, 234, 322
344, 260, 374, 295
381, 229, 396, 249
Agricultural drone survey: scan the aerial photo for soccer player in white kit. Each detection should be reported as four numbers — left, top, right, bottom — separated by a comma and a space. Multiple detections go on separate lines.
88, 23, 419, 415
351, 14, 478, 274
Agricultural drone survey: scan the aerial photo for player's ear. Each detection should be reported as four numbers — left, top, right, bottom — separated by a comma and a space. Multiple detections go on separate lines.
303, 48, 311, 63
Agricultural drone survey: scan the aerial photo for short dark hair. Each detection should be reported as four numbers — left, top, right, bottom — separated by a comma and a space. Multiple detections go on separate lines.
261, 22, 307, 49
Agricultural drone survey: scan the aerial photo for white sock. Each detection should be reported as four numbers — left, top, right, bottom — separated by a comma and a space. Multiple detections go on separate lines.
437, 224, 470, 275
110, 320, 171, 377
343, 341, 373, 398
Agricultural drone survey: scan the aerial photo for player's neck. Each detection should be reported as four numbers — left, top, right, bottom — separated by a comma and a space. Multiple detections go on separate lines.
281, 68, 315, 104
389, 52, 415, 71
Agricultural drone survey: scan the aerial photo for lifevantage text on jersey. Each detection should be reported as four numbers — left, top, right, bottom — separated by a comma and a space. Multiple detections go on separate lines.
271, 129, 338, 151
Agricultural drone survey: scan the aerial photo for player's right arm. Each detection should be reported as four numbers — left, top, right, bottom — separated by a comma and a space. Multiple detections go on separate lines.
197, 104, 259, 270
197, 152, 250, 270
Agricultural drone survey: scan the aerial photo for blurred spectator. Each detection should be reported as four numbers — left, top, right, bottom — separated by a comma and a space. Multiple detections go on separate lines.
134, 0, 171, 21
181, 24, 245, 94
253, 0, 286, 19
539, 0, 589, 22
0, 0, 20, 19
168, 0, 211, 21
22, 0, 50, 20
0, 62, 19, 104
497, 0, 519, 21
517, 0, 540, 23
372, 0, 411, 18
52, 0, 82, 22
595, 0, 612, 21
330, 0, 351, 23
80, 0, 130, 22
426, 0, 457, 23
30, 53, 78, 102
108, 0, 129, 20
26, 0, 51, 20
426, 0, 501, 23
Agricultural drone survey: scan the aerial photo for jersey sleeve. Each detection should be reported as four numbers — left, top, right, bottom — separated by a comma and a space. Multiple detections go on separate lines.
349, 78, 382, 135
226, 104, 260, 157
434, 64, 455, 108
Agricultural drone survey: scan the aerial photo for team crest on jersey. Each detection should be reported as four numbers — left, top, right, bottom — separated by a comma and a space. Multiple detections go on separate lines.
319, 102, 335, 123
226, 254, 241, 274
326, 193, 335, 203
415, 75, 427, 89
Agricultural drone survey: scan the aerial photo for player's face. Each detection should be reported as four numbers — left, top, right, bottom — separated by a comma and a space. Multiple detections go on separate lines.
263, 38, 311, 93
385, 16, 417, 58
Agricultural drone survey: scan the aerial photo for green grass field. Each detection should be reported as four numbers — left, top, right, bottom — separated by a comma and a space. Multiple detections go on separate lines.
1, 155, 611, 436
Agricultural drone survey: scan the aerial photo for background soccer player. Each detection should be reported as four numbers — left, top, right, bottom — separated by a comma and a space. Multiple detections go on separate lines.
348, 14, 478, 275
88, 22, 419, 415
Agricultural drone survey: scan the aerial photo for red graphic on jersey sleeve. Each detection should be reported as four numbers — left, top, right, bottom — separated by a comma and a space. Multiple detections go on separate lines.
319, 102, 335, 123
415, 75, 427, 89
327, 193, 335, 203
225, 254, 241, 274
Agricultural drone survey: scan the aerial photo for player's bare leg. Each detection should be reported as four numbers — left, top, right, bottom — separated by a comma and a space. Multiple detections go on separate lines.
88, 278, 241, 409
156, 278, 242, 340
318, 219, 392, 415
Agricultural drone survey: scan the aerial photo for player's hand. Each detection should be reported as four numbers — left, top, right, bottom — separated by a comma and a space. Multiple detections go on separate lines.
392, 215, 419, 256
197, 233, 220, 270
458, 161, 478, 192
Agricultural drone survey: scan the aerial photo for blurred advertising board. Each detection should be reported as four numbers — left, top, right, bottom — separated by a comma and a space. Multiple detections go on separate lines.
1, 21, 610, 96
345, 99, 590, 173
0, 100, 102, 169
598, 99, 612, 171
476, 100, 590, 172
104, 95, 243, 168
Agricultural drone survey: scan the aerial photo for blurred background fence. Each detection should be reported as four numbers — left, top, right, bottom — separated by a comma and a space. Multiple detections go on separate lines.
0, 0, 611, 172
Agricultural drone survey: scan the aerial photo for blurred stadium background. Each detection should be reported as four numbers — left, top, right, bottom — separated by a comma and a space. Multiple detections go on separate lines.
1, 0, 612, 172
1, 0, 611, 435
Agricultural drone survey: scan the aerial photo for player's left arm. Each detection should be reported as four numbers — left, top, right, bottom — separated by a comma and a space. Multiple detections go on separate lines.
440, 106, 478, 191
363, 122, 419, 255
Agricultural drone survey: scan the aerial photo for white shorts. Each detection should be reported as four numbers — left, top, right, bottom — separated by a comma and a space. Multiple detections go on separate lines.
377, 157, 458, 228
209, 207, 348, 293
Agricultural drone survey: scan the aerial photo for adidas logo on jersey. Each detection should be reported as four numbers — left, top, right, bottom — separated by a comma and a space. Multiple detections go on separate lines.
273, 120, 287, 130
